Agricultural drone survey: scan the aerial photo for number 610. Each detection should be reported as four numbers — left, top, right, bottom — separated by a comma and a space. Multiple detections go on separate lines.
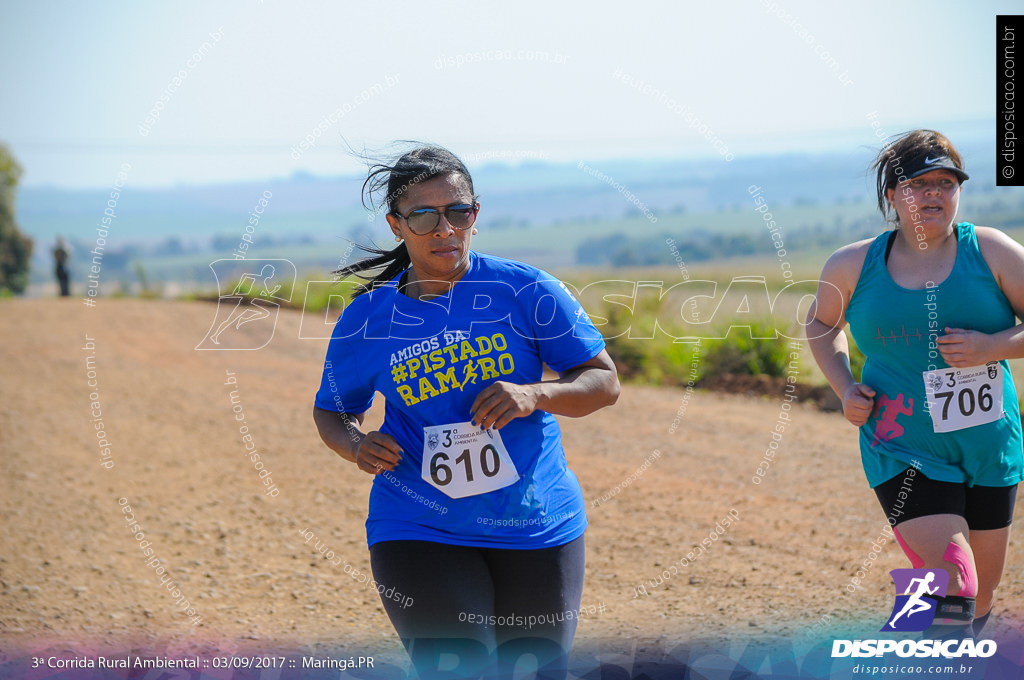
429, 446, 501, 485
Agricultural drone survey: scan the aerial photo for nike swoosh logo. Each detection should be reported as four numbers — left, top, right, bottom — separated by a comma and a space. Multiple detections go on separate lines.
923, 155, 945, 165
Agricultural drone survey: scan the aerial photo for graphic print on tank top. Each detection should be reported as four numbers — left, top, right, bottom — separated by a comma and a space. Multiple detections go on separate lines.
871, 393, 914, 448
873, 326, 923, 347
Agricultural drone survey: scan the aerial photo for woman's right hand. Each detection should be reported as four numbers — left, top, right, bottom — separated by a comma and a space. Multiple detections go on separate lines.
354, 431, 403, 475
842, 383, 877, 427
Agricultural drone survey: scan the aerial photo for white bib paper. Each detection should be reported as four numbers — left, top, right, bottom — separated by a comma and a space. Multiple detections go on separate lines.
421, 421, 519, 499
923, 363, 1004, 433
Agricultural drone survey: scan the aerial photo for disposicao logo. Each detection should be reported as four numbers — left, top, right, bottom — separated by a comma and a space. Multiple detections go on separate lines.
830, 568, 997, 659
830, 639, 996, 659
882, 568, 948, 632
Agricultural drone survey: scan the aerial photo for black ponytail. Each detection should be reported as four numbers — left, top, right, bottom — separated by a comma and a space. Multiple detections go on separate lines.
336, 144, 475, 298
336, 241, 412, 297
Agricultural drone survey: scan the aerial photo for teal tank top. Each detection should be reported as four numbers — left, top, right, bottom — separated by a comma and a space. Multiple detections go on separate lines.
845, 223, 1023, 487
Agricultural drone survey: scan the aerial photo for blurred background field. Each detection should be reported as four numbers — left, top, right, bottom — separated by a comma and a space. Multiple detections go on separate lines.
10, 139, 1024, 402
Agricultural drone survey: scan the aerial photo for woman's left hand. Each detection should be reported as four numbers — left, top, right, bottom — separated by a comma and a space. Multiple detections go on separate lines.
470, 381, 542, 430
937, 327, 996, 367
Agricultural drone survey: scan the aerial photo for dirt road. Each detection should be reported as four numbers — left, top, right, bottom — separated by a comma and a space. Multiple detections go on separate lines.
1, 299, 1021, 663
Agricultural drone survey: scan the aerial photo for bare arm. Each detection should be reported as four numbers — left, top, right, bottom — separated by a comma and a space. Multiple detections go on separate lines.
470, 348, 620, 430
312, 406, 402, 476
938, 227, 1024, 366
805, 241, 876, 426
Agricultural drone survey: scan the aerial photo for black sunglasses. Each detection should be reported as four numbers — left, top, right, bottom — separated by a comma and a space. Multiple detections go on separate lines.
392, 203, 478, 235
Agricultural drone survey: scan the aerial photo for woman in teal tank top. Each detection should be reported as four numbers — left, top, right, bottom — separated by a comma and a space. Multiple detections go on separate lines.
807, 130, 1024, 638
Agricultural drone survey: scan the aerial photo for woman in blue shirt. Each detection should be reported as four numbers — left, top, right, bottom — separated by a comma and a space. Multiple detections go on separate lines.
313, 145, 619, 679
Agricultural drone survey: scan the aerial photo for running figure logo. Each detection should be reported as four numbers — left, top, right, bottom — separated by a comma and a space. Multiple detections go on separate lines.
870, 393, 914, 448
881, 569, 950, 632
459, 358, 479, 391
196, 259, 296, 351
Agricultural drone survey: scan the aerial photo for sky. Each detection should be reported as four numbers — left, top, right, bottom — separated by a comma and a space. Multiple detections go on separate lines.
0, 0, 1014, 188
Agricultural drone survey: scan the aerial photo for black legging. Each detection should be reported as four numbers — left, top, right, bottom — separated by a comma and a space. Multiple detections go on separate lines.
369, 536, 586, 680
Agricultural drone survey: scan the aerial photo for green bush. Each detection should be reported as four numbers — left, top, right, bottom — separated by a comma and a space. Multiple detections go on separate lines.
0, 144, 32, 295
600, 298, 794, 387
701, 321, 794, 379
604, 332, 705, 387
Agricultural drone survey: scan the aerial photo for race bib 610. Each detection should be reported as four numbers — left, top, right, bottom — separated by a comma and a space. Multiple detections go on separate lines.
421, 421, 520, 499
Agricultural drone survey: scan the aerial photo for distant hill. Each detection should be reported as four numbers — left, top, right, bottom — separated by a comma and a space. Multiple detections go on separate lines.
18, 128, 1024, 286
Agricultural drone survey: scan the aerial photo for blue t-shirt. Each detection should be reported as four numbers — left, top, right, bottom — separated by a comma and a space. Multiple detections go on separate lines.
315, 251, 606, 548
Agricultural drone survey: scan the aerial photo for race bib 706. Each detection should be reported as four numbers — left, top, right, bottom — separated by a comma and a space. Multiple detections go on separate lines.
923, 363, 1004, 433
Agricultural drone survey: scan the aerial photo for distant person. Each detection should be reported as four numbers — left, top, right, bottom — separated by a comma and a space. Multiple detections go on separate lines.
313, 145, 619, 679
53, 236, 70, 296
807, 130, 1024, 639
